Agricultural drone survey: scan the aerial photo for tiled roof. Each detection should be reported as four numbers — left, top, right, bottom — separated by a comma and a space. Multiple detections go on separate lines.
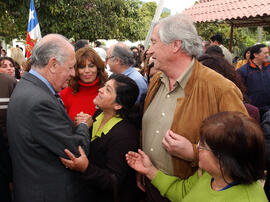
182, 0, 270, 26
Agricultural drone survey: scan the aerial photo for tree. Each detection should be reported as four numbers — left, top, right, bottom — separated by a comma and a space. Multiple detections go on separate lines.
0, 0, 146, 42
137, 1, 170, 41
196, 22, 269, 58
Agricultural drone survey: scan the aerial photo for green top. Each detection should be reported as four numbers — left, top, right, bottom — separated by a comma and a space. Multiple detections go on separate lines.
91, 112, 122, 141
152, 170, 268, 202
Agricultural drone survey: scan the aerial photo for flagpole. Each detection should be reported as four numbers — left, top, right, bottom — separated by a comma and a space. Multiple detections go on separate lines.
143, 0, 165, 49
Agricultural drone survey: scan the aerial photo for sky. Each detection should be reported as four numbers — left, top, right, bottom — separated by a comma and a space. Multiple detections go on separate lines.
143, 0, 197, 15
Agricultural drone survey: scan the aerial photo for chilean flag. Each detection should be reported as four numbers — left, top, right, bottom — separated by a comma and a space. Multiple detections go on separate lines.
26, 0, 41, 58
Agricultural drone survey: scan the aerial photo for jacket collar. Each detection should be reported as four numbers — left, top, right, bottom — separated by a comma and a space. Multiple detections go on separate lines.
143, 58, 200, 112
249, 59, 270, 68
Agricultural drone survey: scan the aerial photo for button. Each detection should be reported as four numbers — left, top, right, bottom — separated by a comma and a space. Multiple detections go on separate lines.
161, 112, 165, 117
150, 148, 154, 152
166, 94, 170, 98
156, 130, 160, 134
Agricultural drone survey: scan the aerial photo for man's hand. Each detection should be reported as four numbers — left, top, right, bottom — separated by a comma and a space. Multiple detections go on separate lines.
126, 149, 158, 181
162, 130, 194, 161
60, 146, 89, 173
74, 112, 93, 128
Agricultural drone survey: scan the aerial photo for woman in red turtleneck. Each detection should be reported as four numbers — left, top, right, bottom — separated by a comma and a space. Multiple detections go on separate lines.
61, 47, 108, 121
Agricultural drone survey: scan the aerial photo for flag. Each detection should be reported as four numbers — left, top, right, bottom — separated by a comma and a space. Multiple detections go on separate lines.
26, 0, 41, 58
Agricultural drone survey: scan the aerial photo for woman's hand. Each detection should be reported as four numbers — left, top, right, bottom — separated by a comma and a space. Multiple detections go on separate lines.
162, 130, 194, 161
74, 112, 93, 128
60, 146, 89, 173
126, 149, 158, 181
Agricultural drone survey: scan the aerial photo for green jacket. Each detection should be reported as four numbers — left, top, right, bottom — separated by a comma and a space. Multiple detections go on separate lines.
152, 170, 267, 202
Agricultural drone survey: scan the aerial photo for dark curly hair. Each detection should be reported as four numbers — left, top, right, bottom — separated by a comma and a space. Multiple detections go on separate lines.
69, 47, 108, 94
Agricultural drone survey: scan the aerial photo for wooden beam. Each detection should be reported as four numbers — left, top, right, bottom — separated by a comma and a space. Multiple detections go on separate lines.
229, 24, 233, 52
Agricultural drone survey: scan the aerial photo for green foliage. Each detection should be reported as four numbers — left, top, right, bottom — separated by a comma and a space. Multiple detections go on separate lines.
196, 22, 269, 58
137, 1, 171, 41
0, 0, 171, 43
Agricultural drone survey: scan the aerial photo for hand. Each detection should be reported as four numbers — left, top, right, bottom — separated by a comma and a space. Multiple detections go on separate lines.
60, 146, 89, 173
162, 130, 194, 161
74, 112, 93, 128
126, 149, 158, 181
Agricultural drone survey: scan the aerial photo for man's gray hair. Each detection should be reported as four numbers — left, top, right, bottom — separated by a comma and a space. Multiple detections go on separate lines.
156, 14, 202, 57
30, 34, 71, 68
112, 45, 135, 66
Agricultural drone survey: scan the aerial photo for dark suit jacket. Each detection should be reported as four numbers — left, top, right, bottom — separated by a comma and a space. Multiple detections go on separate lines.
7, 72, 90, 202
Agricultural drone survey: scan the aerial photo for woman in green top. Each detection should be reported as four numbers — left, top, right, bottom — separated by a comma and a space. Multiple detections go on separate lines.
126, 111, 268, 202
61, 74, 142, 202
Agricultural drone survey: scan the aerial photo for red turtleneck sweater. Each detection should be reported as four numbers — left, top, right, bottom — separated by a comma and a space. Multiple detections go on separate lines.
60, 78, 99, 121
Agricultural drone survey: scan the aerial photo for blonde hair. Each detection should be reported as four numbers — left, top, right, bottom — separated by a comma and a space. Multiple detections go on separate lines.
10, 47, 26, 66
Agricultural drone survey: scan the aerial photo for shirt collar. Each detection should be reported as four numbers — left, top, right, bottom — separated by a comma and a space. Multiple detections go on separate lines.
91, 112, 122, 142
161, 57, 195, 90
122, 66, 134, 76
29, 69, 56, 95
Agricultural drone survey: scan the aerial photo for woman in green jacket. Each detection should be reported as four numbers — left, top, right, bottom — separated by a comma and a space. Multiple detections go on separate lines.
126, 111, 267, 202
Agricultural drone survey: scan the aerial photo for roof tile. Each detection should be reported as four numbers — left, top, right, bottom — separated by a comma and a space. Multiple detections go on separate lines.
183, 0, 270, 23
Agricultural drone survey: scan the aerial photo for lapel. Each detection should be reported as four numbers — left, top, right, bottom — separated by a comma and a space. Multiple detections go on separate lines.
22, 72, 74, 125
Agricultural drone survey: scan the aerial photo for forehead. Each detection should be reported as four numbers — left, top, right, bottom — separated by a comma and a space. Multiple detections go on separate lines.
107, 47, 113, 55
260, 47, 268, 53
64, 47, 76, 65
81, 57, 94, 64
151, 25, 161, 40
1, 59, 13, 65
106, 79, 116, 87
106, 79, 117, 90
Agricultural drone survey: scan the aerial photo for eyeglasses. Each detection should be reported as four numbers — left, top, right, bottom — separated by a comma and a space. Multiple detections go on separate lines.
105, 56, 114, 62
197, 141, 211, 151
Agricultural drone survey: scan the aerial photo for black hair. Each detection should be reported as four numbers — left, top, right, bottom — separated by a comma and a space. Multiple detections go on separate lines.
205, 45, 224, 57
14, 61, 21, 79
243, 47, 251, 60
198, 54, 248, 102
249, 44, 266, 60
74, 39, 89, 52
109, 74, 142, 129
138, 44, 144, 51
210, 34, 223, 44
94, 41, 101, 47
130, 47, 141, 68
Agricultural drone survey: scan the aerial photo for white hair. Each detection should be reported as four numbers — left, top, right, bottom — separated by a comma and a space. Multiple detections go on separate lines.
30, 34, 71, 68
156, 14, 203, 57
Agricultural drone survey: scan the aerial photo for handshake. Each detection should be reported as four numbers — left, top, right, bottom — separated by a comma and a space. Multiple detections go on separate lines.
73, 112, 93, 128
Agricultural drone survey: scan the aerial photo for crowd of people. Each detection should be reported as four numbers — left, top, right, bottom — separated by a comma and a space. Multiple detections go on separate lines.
1, 13, 270, 202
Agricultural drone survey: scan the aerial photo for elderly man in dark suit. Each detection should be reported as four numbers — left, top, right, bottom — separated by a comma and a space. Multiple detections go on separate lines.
7, 34, 92, 202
